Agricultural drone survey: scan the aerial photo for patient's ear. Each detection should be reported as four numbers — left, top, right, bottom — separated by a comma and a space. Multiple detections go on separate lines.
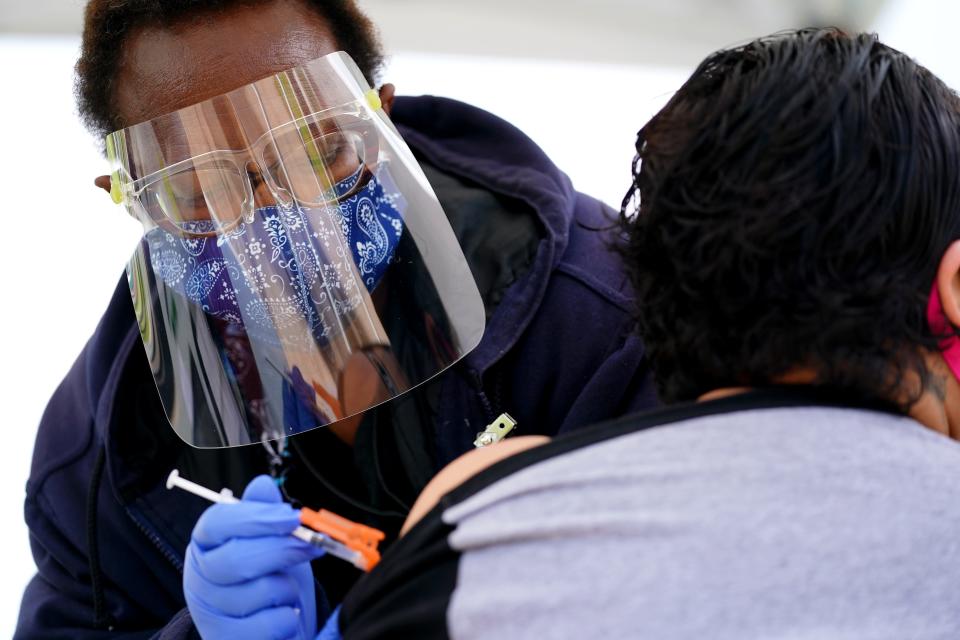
937, 240, 960, 328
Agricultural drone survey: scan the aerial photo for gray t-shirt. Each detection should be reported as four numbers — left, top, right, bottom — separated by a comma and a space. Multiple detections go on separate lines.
340, 389, 960, 639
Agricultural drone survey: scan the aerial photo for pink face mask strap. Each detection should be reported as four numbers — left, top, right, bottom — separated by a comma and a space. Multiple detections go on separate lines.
926, 282, 960, 382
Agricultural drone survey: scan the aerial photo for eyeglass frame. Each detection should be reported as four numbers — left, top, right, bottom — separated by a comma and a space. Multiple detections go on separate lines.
112, 104, 380, 238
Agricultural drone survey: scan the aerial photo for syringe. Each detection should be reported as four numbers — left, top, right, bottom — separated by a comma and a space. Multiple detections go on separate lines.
166, 469, 375, 570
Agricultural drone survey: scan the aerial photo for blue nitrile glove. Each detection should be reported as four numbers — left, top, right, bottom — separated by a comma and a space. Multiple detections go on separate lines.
316, 606, 342, 640
184, 475, 325, 640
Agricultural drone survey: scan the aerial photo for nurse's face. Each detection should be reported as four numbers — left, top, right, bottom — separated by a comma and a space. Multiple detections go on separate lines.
94, 0, 394, 193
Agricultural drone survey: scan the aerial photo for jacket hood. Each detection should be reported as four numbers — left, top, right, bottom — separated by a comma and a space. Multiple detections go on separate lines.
392, 96, 576, 372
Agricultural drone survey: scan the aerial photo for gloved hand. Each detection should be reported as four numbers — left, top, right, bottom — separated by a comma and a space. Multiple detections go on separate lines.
184, 475, 325, 640
315, 606, 342, 640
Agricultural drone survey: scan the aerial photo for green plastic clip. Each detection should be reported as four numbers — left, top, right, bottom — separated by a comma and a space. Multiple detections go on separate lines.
109, 173, 123, 204
105, 134, 124, 204
366, 89, 382, 112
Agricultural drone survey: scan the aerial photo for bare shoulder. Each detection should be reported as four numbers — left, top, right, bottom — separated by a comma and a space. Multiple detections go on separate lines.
400, 436, 551, 536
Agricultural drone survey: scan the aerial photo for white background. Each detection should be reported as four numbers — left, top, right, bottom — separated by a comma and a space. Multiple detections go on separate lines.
2, 0, 959, 634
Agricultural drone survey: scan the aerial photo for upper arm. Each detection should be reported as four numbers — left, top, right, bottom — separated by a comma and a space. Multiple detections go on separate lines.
340, 436, 551, 639
400, 436, 550, 536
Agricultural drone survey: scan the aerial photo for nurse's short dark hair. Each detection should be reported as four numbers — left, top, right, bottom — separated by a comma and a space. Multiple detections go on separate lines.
76, 0, 384, 143
620, 28, 960, 407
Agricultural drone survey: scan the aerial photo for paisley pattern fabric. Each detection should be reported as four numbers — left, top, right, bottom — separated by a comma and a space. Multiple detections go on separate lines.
333, 164, 407, 289
145, 166, 405, 343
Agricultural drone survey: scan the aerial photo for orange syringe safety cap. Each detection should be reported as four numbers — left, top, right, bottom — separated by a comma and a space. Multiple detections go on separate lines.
300, 507, 386, 571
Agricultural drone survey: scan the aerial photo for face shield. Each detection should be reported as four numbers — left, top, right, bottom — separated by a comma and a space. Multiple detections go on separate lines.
107, 52, 486, 448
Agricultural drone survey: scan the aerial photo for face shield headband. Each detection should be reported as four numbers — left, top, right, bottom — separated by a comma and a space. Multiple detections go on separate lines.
106, 52, 486, 447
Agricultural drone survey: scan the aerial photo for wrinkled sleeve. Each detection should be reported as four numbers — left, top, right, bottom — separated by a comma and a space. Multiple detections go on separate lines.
17, 486, 198, 639
498, 265, 657, 438
15, 346, 197, 640
493, 193, 658, 439
555, 331, 657, 433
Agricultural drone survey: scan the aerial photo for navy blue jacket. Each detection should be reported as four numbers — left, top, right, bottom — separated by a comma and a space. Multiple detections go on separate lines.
16, 96, 656, 638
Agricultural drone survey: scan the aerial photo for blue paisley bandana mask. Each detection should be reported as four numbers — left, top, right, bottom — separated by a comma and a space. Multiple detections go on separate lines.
146, 165, 406, 332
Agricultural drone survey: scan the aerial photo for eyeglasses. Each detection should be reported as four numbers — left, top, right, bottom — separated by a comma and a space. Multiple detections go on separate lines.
122, 108, 378, 237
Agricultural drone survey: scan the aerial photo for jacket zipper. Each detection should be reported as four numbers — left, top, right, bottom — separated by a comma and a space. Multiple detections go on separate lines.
473, 371, 496, 423
126, 506, 184, 573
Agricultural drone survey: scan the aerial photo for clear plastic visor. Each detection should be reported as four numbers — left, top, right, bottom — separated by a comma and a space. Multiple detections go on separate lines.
108, 52, 486, 447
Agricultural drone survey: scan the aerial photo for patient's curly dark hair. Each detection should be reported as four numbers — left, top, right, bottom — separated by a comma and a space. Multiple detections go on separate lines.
76, 0, 384, 143
620, 28, 960, 407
